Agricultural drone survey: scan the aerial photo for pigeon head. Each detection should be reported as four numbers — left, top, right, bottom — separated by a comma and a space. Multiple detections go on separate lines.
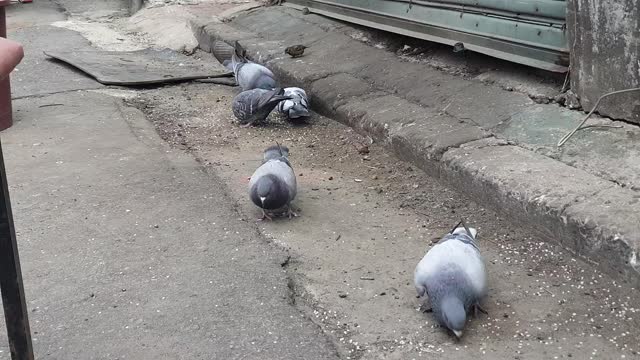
291, 102, 310, 118
231, 53, 244, 76
263, 144, 290, 162
251, 174, 289, 210
439, 296, 467, 338
428, 267, 475, 338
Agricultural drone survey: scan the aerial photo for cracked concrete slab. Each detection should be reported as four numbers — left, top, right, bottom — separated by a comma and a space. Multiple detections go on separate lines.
2, 90, 340, 359
6, 26, 102, 98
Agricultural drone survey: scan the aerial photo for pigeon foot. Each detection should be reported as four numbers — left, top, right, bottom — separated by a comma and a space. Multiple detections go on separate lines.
258, 209, 273, 221
286, 204, 298, 219
473, 303, 488, 317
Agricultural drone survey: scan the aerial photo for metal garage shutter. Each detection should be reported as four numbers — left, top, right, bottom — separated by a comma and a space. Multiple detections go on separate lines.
286, 0, 569, 72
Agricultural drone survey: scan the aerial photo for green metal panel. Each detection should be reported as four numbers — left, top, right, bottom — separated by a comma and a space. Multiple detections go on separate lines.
429, 0, 566, 20
286, 0, 569, 72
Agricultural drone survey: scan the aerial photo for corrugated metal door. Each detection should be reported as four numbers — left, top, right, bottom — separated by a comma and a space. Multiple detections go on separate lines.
286, 0, 569, 72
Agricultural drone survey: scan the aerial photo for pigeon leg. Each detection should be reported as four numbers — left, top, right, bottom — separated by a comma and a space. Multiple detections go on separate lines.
473, 303, 488, 317
258, 209, 273, 222
286, 203, 298, 219
241, 122, 254, 128
420, 302, 433, 313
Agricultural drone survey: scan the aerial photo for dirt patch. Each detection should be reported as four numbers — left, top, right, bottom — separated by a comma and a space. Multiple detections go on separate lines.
126, 82, 640, 360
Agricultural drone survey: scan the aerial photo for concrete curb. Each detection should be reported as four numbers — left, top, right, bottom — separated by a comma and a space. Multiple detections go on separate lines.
190, 9, 640, 287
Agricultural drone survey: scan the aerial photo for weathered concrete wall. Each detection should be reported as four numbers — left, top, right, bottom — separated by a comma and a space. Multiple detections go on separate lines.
129, 0, 144, 15
568, 0, 640, 123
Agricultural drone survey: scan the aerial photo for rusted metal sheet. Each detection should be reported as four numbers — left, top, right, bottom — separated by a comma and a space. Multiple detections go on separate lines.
286, 0, 569, 72
44, 49, 233, 86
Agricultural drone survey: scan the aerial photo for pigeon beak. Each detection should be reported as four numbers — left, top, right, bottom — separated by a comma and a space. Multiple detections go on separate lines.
259, 196, 266, 205
453, 330, 463, 338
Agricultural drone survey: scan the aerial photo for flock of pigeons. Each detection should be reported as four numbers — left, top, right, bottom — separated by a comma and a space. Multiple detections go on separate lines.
208, 41, 307, 220
210, 41, 488, 340
215, 41, 311, 127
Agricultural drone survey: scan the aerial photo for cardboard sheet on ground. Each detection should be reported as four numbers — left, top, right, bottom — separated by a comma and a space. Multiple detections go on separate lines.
44, 49, 235, 86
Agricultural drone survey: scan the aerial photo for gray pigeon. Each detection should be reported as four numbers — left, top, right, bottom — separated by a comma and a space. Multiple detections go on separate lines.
276, 87, 310, 120
414, 224, 487, 338
232, 88, 292, 127
249, 144, 297, 221
231, 51, 278, 91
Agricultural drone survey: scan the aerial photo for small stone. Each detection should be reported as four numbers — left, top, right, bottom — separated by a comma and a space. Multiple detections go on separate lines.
554, 93, 567, 105
565, 90, 582, 110
328, 176, 334, 180
338, 292, 348, 298
357, 145, 369, 155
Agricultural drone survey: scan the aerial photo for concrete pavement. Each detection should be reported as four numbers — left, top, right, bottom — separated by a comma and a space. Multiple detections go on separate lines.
2, 0, 640, 359
1, 1, 339, 358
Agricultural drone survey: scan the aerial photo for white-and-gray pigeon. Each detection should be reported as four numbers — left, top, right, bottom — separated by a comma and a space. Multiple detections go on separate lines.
414, 224, 487, 338
232, 88, 292, 127
231, 51, 278, 91
276, 87, 310, 120
249, 144, 297, 221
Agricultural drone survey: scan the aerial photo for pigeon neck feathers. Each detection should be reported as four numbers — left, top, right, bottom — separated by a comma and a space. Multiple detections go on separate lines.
439, 227, 479, 251
251, 174, 290, 210
428, 265, 476, 331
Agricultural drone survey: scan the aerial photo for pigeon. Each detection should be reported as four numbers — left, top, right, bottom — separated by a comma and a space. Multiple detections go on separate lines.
413, 222, 487, 338
276, 87, 310, 119
249, 144, 297, 220
231, 47, 277, 91
285, 45, 308, 58
232, 88, 292, 127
